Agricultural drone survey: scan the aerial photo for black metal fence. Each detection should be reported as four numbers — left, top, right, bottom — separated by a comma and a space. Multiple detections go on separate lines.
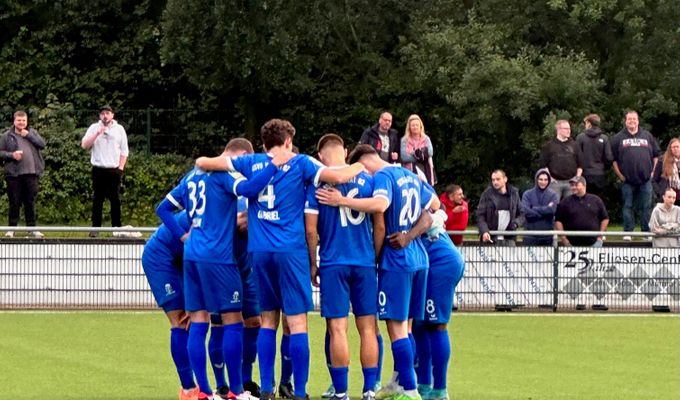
0, 229, 678, 312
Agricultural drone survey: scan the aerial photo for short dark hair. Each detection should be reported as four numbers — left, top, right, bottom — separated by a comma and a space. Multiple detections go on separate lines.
260, 119, 295, 150
225, 138, 254, 154
584, 113, 600, 128
348, 144, 378, 164
491, 169, 506, 178
317, 133, 344, 152
445, 184, 461, 195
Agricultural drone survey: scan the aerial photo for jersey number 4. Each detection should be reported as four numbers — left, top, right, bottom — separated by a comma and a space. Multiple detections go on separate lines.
258, 184, 276, 209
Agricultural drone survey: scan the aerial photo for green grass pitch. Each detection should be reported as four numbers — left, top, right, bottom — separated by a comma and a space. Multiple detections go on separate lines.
1, 312, 678, 399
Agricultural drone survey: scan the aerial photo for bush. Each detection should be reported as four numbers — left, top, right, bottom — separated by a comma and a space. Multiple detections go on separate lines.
0, 100, 192, 226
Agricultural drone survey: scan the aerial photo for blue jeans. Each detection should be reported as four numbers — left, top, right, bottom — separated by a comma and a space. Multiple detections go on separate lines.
621, 180, 652, 232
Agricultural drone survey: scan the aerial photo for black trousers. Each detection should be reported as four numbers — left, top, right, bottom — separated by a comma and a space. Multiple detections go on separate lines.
6, 174, 39, 226
92, 167, 122, 227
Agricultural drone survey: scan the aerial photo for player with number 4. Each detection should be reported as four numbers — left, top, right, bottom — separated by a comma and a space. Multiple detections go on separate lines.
157, 138, 294, 400
316, 144, 434, 400
196, 120, 365, 400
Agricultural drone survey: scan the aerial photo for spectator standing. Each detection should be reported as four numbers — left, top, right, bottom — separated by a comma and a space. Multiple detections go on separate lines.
611, 110, 661, 240
520, 168, 558, 246
359, 111, 400, 163
576, 113, 613, 200
539, 119, 583, 201
652, 138, 680, 204
649, 188, 680, 248
0, 110, 45, 238
477, 169, 524, 246
81, 105, 129, 237
439, 184, 468, 246
555, 176, 609, 247
400, 114, 436, 186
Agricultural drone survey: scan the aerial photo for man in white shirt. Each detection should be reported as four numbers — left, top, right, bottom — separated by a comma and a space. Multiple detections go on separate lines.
81, 105, 129, 237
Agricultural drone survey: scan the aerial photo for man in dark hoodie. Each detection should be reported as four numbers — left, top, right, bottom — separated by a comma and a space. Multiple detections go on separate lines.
539, 119, 583, 201
477, 169, 524, 246
520, 169, 558, 245
576, 114, 613, 200
359, 112, 400, 163
611, 110, 661, 240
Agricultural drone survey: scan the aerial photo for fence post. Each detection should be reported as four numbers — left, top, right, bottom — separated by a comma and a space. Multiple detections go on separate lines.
145, 108, 151, 156
552, 233, 559, 312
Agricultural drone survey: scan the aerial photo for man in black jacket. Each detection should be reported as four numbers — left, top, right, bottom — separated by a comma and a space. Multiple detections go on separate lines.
539, 119, 583, 201
0, 110, 46, 238
477, 169, 524, 246
359, 112, 400, 163
576, 114, 613, 200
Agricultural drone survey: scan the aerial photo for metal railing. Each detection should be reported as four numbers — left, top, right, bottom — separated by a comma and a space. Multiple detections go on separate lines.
0, 227, 677, 312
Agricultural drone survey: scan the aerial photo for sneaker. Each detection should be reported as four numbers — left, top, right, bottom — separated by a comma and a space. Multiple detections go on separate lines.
333, 394, 349, 400
260, 392, 276, 400
278, 382, 294, 399
622, 235, 632, 241
228, 391, 259, 400
375, 383, 403, 400
391, 394, 421, 400
31, 231, 44, 238
417, 385, 432, 399
197, 392, 214, 400
427, 389, 449, 400
214, 386, 230, 400
243, 381, 261, 398
180, 387, 200, 400
362, 391, 376, 400
4, 231, 13, 238
321, 384, 336, 398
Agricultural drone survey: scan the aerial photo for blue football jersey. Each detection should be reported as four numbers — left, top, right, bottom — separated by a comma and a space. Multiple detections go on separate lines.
165, 167, 245, 263
372, 165, 433, 271
422, 230, 457, 262
305, 170, 375, 268
234, 196, 249, 268
145, 211, 191, 260
229, 153, 323, 252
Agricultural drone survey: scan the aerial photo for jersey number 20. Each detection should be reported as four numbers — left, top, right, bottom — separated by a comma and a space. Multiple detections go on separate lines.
398, 187, 420, 226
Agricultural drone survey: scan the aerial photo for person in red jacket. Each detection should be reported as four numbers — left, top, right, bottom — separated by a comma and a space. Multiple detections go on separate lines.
439, 184, 468, 245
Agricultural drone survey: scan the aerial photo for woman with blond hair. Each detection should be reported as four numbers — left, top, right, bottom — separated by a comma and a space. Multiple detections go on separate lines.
400, 114, 436, 185
653, 137, 680, 205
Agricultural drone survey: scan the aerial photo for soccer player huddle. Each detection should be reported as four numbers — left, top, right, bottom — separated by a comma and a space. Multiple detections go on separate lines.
141, 119, 465, 400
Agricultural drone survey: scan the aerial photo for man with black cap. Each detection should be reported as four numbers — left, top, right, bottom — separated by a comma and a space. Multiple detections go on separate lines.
555, 176, 609, 247
81, 105, 129, 236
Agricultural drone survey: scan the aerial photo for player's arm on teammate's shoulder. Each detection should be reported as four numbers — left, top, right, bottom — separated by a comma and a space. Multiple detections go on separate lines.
316, 187, 389, 213
372, 212, 386, 264
304, 213, 320, 287
196, 155, 231, 171
388, 211, 433, 249
318, 162, 366, 184
233, 152, 291, 197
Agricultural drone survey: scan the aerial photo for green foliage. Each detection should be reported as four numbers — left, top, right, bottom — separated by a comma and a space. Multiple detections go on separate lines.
0, 100, 192, 226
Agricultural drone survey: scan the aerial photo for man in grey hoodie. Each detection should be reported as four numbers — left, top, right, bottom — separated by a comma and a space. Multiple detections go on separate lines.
520, 169, 558, 245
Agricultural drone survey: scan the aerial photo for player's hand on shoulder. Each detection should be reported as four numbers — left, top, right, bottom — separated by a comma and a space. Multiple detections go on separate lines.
316, 187, 342, 206
272, 149, 295, 167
